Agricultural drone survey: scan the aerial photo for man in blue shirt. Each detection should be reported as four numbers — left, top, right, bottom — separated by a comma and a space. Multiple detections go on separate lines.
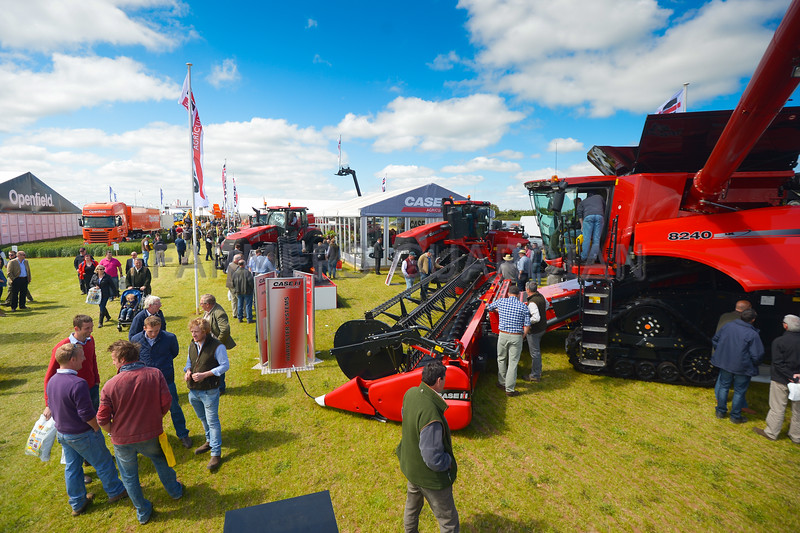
131, 315, 191, 448
486, 284, 530, 396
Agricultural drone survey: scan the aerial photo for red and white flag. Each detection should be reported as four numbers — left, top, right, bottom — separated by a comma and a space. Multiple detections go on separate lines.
656, 88, 685, 114
222, 163, 227, 207
381, 175, 386, 192
179, 74, 209, 207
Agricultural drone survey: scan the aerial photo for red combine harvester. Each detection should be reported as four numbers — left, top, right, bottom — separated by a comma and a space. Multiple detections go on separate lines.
525, 0, 800, 385
315, 198, 530, 430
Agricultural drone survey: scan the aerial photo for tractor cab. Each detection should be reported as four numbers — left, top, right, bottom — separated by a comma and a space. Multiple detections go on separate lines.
250, 206, 309, 236
526, 177, 615, 268
441, 199, 493, 241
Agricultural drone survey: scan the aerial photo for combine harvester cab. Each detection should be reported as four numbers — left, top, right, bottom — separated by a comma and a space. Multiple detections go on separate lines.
525, 0, 800, 385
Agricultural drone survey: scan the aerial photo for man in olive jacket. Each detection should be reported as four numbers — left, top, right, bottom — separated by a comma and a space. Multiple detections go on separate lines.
396, 360, 459, 532
200, 293, 236, 394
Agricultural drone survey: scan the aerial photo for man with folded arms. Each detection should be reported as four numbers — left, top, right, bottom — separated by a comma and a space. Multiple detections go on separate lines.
47, 343, 126, 517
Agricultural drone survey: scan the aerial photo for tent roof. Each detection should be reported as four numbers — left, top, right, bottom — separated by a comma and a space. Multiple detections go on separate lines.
0, 172, 81, 214
316, 182, 467, 217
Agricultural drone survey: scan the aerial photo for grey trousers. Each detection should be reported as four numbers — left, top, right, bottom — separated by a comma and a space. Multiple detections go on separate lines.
403, 481, 459, 533
497, 332, 523, 392
764, 381, 800, 443
526, 330, 545, 379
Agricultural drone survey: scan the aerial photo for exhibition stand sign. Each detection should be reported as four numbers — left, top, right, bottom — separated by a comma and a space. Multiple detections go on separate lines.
256, 273, 315, 374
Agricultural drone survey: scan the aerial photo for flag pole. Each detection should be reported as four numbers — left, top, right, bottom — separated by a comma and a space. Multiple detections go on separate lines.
683, 82, 689, 112
186, 62, 200, 314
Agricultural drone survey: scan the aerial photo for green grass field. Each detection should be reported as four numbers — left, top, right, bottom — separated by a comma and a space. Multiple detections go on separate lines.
1, 248, 799, 532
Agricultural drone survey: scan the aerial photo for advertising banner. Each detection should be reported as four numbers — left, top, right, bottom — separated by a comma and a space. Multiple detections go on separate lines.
257, 274, 313, 374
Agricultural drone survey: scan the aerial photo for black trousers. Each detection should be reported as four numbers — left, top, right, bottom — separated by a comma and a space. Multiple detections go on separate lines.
10, 277, 28, 310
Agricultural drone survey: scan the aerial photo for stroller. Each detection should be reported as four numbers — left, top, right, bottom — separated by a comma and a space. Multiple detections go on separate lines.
117, 288, 144, 332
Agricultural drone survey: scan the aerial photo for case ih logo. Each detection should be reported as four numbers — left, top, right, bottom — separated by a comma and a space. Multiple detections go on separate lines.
402, 196, 443, 213
271, 280, 303, 288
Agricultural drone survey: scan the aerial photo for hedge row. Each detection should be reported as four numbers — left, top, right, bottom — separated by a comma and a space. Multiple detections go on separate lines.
1, 237, 142, 259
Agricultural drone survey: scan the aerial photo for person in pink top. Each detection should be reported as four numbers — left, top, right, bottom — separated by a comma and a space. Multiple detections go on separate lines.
99, 250, 123, 299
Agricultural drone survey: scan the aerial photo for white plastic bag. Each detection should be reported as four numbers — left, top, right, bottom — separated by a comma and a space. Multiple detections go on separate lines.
86, 286, 101, 305
25, 414, 57, 461
788, 382, 800, 402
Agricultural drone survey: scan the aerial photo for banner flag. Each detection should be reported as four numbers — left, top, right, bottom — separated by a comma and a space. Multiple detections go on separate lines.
109, 186, 113, 202
222, 162, 227, 207
382, 175, 386, 193
179, 73, 209, 207
656, 88, 685, 114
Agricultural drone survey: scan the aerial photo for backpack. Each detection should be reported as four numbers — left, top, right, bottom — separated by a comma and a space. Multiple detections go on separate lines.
405, 258, 418, 276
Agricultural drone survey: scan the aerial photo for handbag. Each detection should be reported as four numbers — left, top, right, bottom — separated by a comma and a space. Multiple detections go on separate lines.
788, 381, 800, 402
25, 414, 57, 461
86, 286, 101, 305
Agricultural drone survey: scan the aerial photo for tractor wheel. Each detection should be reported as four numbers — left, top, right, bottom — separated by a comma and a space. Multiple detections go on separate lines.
612, 359, 635, 378
636, 361, 657, 381
656, 361, 680, 382
679, 346, 718, 386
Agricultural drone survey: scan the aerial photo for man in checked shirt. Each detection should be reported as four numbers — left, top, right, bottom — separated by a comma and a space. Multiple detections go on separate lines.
486, 284, 530, 396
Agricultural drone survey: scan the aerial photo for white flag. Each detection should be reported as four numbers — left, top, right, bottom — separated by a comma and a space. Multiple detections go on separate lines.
656, 89, 685, 114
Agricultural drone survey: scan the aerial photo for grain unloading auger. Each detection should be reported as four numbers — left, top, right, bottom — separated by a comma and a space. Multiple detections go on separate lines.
316, 255, 507, 430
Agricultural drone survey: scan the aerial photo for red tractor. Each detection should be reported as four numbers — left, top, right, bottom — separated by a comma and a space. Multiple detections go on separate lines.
219, 206, 322, 271
391, 198, 529, 268
525, 0, 800, 385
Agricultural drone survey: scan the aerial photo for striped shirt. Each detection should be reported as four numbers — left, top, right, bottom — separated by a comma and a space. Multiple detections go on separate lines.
486, 297, 531, 333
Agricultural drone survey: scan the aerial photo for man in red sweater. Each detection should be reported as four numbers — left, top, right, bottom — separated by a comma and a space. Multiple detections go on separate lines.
44, 315, 100, 414
43, 315, 101, 485
97, 340, 184, 525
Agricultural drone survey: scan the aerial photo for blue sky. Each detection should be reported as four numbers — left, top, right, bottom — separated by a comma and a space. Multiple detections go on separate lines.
0, 0, 797, 212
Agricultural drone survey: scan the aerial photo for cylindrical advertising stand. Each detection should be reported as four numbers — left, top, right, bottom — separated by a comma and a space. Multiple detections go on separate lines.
256, 273, 315, 374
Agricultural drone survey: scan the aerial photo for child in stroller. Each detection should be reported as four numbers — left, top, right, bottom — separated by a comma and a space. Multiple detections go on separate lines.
117, 289, 143, 331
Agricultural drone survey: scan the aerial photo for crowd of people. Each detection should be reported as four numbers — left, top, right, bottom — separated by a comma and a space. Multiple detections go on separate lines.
2, 218, 798, 530
43, 304, 233, 523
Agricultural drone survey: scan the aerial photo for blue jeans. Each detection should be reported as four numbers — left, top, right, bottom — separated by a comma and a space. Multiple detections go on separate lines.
715, 369, 751, 420
237, 293, 253, 321
58, 429, 125, 512
188, 387, 222, 456
167, 381, 189, 439
526, 330, 545, 379
142, 250, 149, 266
328, 259, 338, 278
581, 214, 604, 263
419, 272, 430, 299
405, 276, 415, 290
114, 437, 183, 524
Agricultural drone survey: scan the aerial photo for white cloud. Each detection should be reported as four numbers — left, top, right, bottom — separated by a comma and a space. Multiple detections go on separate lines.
376, 164, 484, 193
459, 0, 789, 116
313, 54, 332, 67
0, 0, 182, 52
441, 156, 520, 173
0, 54, 177, 132
491, 149, 524, 160
335, 94, 524, 152
207, 58, 240, 88
306, 18, 318, 29
428, 51, 462, 71
0, 117, 342, 208
547, 138, 584, 153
